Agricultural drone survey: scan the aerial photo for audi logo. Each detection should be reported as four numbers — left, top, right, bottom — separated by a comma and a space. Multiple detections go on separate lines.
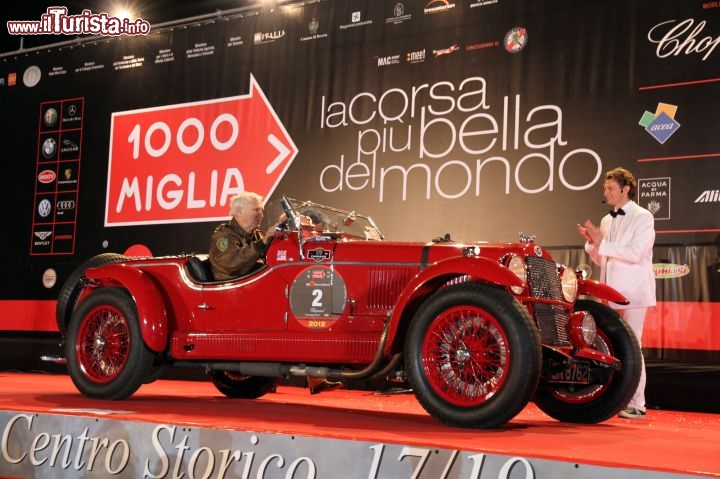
56, 200, 76, 210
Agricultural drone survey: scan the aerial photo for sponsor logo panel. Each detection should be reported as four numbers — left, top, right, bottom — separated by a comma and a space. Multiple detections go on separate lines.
376, 54, 401, 67
35, 196, 55, 223
31, 98, 83, 256
64, 102, 83, 126
433, 44, 460, 58
57, 162, 80, 191
39, 135, 58, 162
105, 76, 297, 226
424, 0, 456, 15
42, 105, 60, 129
470, 0, 499, 7
639, 103, 680, 144
694, 189, 720, 204
52, 223, 76, 254
36, 168, 57, 194
60, 131, 81, 160
653, 263, 691, 279
504, 27, 528, 53
639, 177, 670, 220
301, 17, 328, 42
254, 30, 286, 45
339, 11, 373, 30
387, 2, 412, 24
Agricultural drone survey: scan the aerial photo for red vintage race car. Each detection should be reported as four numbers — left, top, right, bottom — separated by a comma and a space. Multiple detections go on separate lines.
55, 197, 641, 428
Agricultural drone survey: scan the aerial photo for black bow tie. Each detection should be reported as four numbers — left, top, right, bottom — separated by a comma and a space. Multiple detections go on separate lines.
610, 208, 625, 218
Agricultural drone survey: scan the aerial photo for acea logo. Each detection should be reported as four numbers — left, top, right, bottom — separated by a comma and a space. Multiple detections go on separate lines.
639, 102, 680, 144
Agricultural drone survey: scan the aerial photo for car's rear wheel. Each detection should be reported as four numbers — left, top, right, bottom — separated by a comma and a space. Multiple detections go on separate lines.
66, 287, 154, 399
404, 283, 541, 428
209, 371, 279, 398
533, 299, 642, 423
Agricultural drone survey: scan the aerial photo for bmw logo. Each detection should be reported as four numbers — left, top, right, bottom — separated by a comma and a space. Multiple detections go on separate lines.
42, 138, 57, 158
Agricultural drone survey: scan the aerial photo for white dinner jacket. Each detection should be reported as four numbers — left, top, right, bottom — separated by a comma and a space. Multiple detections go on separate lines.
585, 200, 656, 309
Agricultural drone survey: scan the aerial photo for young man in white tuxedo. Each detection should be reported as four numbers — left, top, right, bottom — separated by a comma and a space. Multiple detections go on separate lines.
576, 167, 656, 419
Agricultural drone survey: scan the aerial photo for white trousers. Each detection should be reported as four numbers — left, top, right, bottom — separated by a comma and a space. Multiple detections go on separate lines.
616, 307, 647, 411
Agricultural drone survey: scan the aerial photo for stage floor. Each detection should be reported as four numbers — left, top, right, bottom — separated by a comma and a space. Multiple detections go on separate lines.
1, 372, 719, 478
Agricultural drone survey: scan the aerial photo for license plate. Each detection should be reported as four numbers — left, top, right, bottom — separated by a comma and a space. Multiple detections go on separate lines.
548, 361, 590, 384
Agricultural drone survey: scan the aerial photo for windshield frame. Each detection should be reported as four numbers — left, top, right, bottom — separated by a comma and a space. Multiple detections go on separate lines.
278, 197, 384, 242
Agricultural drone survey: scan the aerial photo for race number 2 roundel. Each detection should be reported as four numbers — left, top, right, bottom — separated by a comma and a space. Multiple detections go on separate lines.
289, 266, 347, 329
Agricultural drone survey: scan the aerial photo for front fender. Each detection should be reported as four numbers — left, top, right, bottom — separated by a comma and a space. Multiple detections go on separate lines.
578, 278, 630, 305
384, 256, 522, 355
85, 264, 168, 352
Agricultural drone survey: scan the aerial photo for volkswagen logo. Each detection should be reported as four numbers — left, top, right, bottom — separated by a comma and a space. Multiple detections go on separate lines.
38, 199, 52, 217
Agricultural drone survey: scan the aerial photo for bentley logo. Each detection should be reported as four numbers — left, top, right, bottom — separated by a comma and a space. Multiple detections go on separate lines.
34, 231, 52, 240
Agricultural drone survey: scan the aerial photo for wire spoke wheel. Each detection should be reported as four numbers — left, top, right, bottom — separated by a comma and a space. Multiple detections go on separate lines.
422, 305, 509, 406
405, 283, 541, 428
76, 305, 131, 383
66, 287, 155, 400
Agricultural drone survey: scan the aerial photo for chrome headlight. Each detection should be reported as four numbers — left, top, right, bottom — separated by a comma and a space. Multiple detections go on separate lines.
506, 255, 527, 294
569, 311, 597, 346
560, 266, 578, 302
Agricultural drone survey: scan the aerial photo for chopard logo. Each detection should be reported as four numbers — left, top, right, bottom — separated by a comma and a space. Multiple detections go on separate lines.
647, 18, 719, 62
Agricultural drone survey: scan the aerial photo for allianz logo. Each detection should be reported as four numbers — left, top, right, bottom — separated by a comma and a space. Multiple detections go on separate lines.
694, 189, 720, 203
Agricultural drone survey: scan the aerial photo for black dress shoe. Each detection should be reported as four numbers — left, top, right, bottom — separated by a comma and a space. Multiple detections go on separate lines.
308, 376, 342, 394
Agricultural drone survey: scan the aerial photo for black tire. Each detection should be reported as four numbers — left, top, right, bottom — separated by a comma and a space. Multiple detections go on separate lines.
404, 283, 542, 428
65, 287, 154, 400
209, 371, 279, 399
56, 253, 128, 333
533, 299, 642, 424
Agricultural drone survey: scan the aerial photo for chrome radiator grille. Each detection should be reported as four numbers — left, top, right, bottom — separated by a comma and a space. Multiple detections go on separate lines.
525, 256, 570, 346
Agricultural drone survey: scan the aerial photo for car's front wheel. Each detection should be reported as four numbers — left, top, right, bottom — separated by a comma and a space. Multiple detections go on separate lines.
533, 299, 642, 423
209, 371, 279, 399
66, 287, 154, 400
404, 283, 542, 428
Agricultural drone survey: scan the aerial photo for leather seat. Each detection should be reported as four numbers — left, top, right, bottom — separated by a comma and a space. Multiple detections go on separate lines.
186, 256, 213, 282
